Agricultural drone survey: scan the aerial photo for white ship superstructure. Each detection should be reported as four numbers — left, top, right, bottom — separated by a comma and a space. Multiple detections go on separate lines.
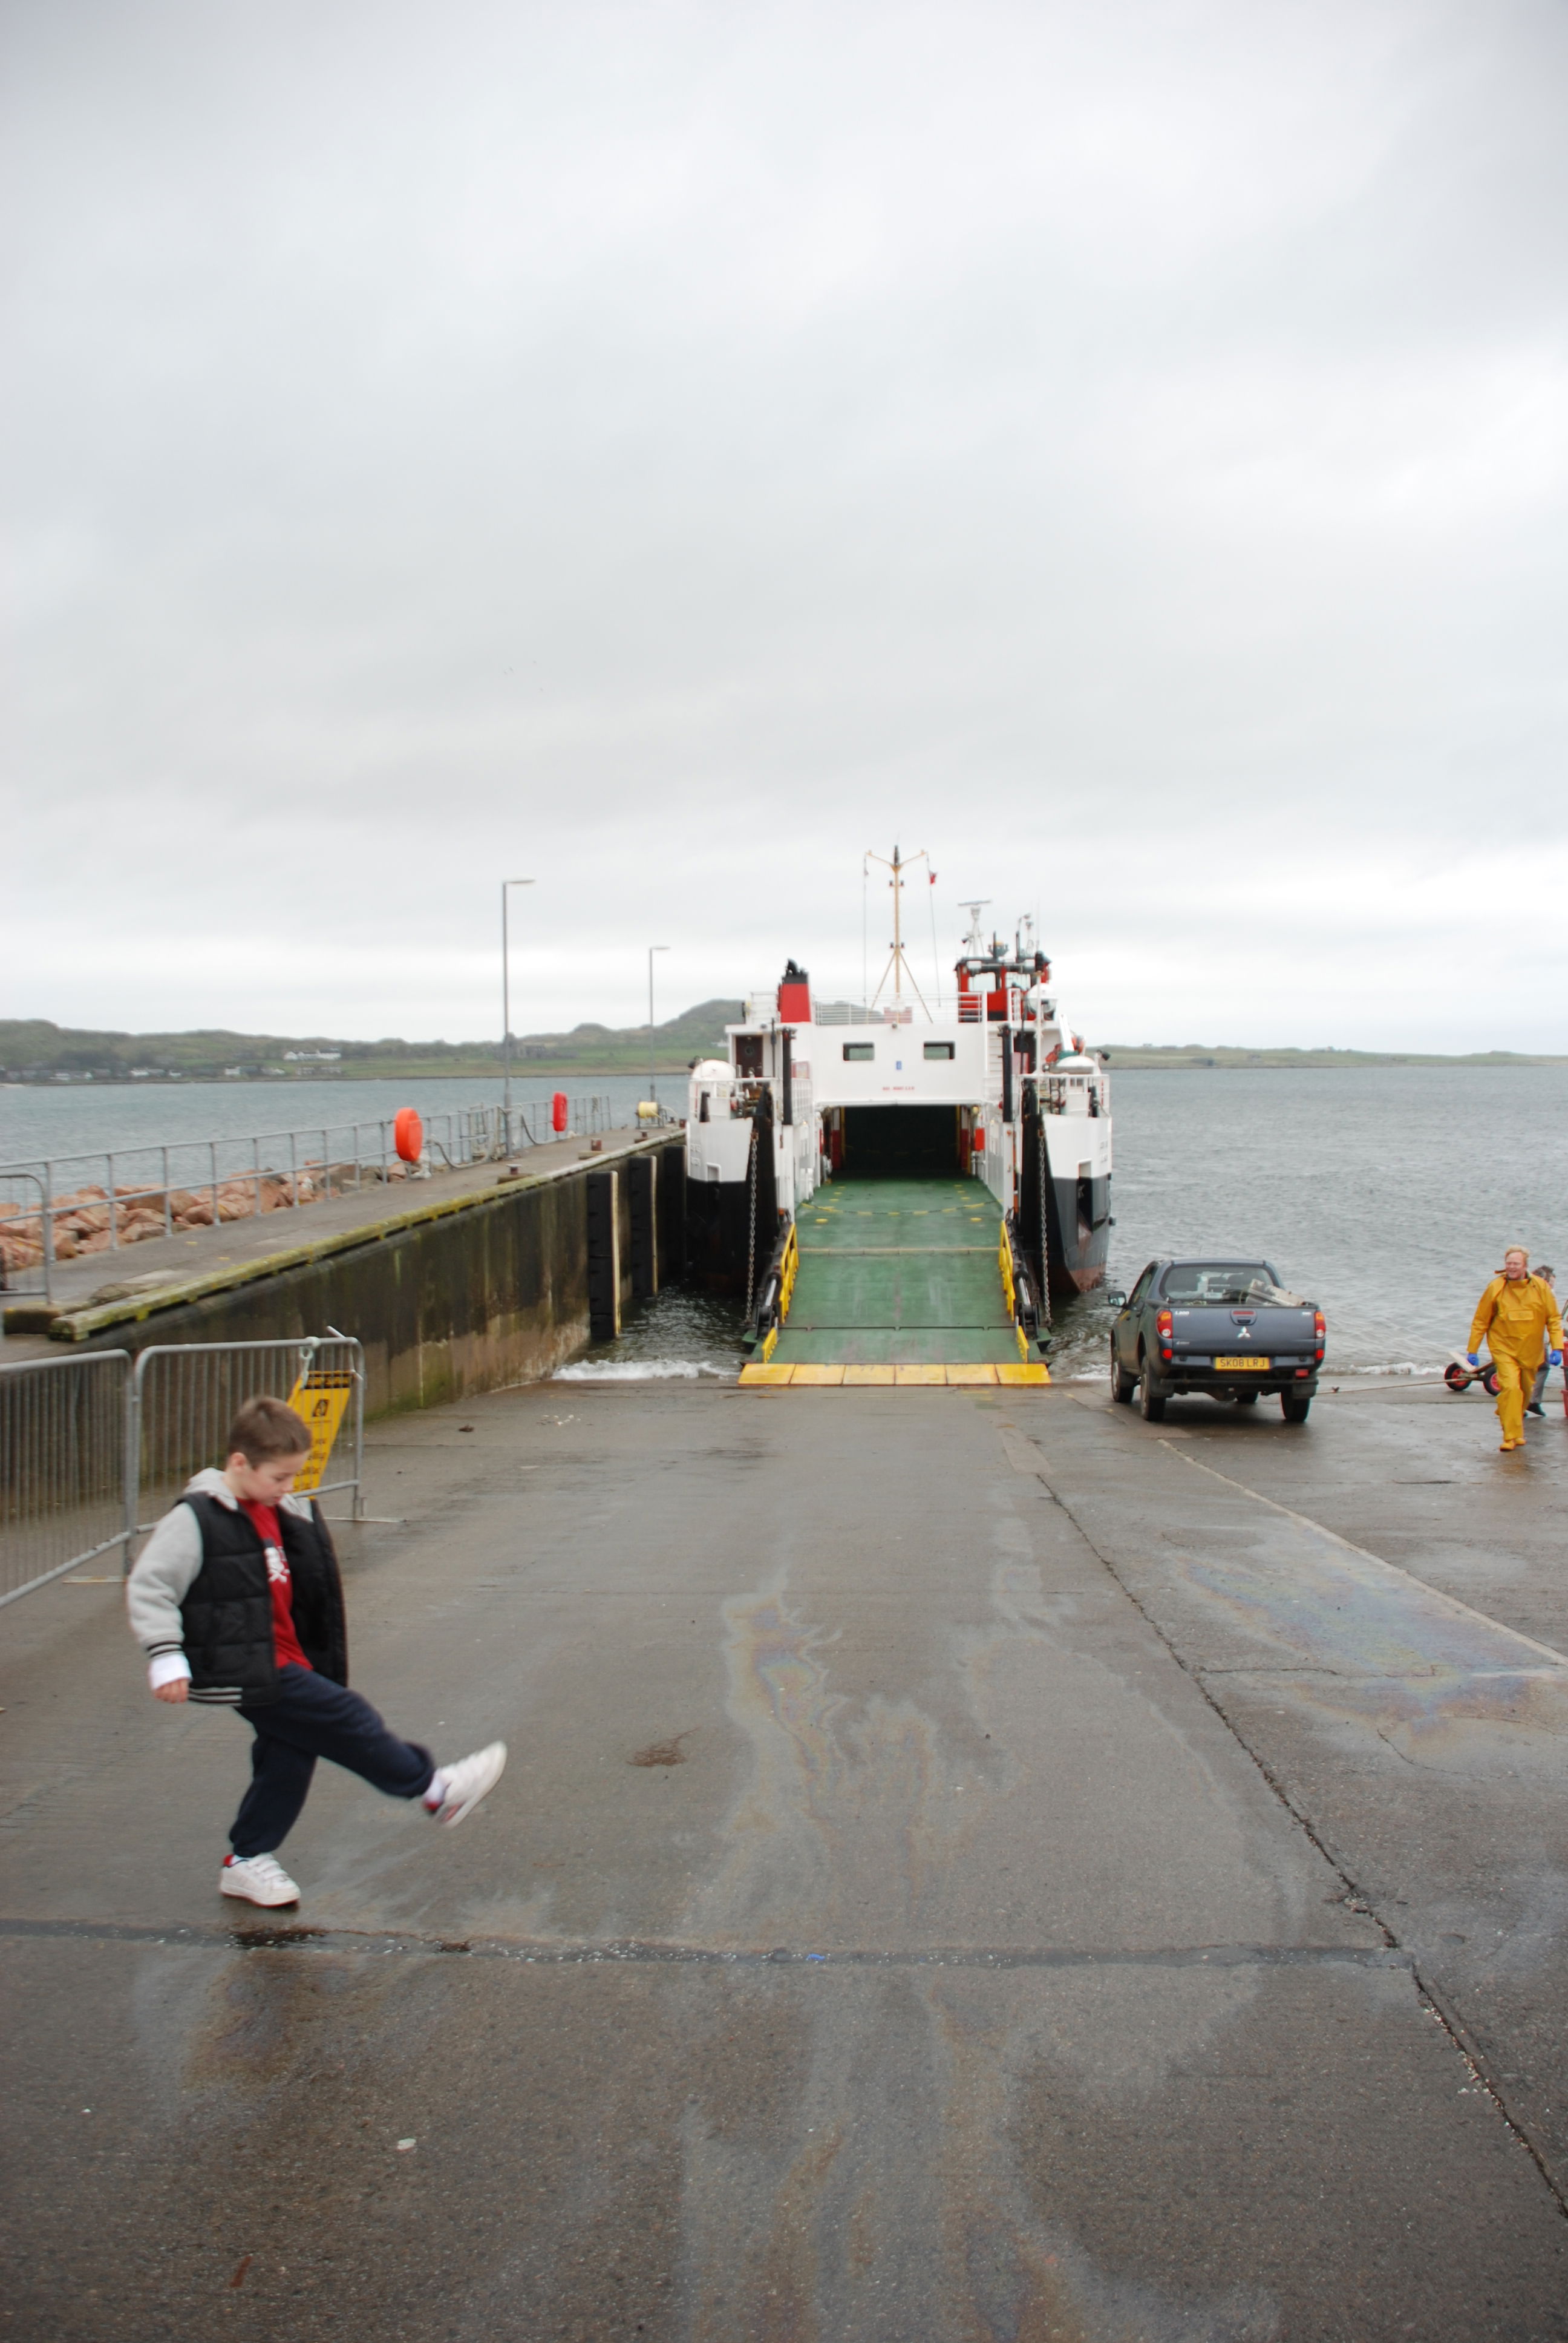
685, 853, 1112, 1374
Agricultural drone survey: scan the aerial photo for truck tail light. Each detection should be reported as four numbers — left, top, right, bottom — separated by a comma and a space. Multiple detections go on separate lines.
1314, 1309, 1325, 1363
1157, 1308, 1173, 1362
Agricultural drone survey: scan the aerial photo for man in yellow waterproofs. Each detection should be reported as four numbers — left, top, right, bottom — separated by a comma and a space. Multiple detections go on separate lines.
1468, 1247, 1564, 1452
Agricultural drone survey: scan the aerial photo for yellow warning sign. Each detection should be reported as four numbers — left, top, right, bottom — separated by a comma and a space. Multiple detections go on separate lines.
285, 1368, 355, 1492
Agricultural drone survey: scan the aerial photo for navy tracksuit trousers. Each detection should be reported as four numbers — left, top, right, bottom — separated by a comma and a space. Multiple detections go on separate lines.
232, 1665, 435, 1858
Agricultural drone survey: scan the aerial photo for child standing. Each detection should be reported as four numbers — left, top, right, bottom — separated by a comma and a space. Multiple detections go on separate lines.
127, 1394, 505, 1907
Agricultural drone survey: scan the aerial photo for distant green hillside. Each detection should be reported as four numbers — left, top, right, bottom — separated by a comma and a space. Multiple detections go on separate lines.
0, 1003, 745, 1083
6, 1015, 1564, 1084
1103, 1044, 1568, 1069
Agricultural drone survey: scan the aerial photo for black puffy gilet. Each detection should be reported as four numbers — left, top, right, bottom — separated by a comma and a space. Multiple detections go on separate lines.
179, 1493, 348, 1706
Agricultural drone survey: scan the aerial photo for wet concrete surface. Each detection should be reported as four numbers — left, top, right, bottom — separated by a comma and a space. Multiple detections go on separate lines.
3, 1377, 1567, 2337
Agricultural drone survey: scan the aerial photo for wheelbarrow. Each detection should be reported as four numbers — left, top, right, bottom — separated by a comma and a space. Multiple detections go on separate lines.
1444, 1352, 1502, 1397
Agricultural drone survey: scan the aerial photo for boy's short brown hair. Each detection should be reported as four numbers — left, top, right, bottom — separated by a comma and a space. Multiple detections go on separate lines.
227, 1395, 312, 1464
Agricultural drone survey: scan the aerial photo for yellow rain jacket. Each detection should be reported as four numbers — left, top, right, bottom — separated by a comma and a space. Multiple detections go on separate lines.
1468, 1274, 1564, 1369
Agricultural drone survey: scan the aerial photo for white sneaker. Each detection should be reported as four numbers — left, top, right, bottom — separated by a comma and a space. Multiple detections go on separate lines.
221, 1852, 300, 1907
431, 1742, 507, 1826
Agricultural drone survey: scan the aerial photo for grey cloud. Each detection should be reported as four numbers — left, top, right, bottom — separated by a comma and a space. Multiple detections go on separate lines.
5, 0, 1567, 1048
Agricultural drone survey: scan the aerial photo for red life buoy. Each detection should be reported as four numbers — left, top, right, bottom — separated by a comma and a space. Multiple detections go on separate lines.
552, 1091, 568, 1134
394, 1108, 423, 1163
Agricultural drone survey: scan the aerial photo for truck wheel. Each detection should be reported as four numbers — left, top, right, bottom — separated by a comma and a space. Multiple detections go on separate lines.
1111, 1342, 1136, 1404
1139, 1368, 1166, 1423
1281, 1389, 1312, 1424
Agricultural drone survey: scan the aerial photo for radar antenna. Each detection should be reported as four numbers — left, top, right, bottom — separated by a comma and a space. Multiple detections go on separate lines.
958, 900, 990, 956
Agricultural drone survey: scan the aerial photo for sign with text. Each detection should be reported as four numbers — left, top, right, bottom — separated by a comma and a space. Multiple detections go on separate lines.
285, 1368, 356, 1492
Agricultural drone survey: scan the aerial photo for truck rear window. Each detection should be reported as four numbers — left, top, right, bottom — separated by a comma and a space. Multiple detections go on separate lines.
1161, 1262, 1279, 1306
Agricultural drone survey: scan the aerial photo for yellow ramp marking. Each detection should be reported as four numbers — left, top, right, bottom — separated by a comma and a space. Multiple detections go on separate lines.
946, 1364, 998, 1386
997, 1363, 1052, 1386
739, 1363, 794, 1386
895, 1365, 947, 1386
791, 1363, 846, 1386
842, 1365, 897, 1386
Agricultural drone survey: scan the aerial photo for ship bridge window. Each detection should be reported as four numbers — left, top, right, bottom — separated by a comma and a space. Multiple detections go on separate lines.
841, 1043, 875, 1062
923, 1041, 955, 1060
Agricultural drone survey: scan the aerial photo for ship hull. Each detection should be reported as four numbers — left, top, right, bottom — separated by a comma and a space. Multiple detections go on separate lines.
1044, 1170, 1111, 1299
1019, 1096, 1111, 1306
684, 1119, 778, 1293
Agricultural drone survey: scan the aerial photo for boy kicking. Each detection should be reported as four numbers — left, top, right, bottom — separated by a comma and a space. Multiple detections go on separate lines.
127, 1394, 505, 1907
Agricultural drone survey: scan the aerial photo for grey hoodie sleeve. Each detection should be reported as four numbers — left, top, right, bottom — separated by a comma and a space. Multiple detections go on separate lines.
126, 1502, 204, 1657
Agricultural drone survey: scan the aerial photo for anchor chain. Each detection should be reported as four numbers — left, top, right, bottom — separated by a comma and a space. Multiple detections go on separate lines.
1036, 1111, 1053, 1331
744, 1118, 759, 1323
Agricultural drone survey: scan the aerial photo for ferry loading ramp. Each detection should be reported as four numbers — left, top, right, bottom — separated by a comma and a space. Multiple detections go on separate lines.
742, 1170, 1050, 1386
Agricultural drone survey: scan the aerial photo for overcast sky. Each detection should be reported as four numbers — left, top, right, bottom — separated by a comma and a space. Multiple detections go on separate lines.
5, 0, 1566, 1049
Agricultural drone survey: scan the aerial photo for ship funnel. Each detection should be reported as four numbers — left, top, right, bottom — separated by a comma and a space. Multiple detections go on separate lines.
778, 960, 812, 1023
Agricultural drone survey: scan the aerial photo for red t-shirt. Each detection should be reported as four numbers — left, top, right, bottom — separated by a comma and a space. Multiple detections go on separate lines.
241, 1499, 313, 1672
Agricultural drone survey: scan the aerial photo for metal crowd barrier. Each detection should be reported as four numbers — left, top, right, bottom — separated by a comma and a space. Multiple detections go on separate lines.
0, 1095, 616, 1269
127, 1335, 365, 1542
0, 1351, 131, 1607
0, 1169, 53, 1305
0, 1334, 366, 1610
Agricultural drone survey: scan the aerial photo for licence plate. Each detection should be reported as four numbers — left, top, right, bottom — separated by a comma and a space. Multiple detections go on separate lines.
1215, 1355, 1270, 1371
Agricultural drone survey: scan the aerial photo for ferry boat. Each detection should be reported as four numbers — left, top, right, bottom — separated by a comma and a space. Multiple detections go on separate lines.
684, 850, 1111, 1380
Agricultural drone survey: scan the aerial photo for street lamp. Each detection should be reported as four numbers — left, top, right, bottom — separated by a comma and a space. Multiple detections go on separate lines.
647, 946, 669, 1106
501, 878, 535, 1153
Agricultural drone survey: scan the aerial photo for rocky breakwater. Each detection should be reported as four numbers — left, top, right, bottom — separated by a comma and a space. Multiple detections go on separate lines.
0, 1161, 417, 1278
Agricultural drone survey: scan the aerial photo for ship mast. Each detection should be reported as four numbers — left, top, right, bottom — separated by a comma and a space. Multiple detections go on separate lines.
866, 844, 932, 1016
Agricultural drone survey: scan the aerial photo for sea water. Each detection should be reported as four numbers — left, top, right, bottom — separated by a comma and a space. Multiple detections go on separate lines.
0, 1074, 664, 1170
8, 1066, 1565, 1381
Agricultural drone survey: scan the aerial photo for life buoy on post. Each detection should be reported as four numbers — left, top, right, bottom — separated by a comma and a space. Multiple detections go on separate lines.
552, 1092, 569, 1134
394, 1108, 423, 1164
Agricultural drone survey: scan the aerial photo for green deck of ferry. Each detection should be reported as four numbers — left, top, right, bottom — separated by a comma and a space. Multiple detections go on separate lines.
769, 1172, 1021, 1366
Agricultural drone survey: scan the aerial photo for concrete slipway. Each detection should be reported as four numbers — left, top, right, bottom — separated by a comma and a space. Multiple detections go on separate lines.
2, 1372, 1567, 2340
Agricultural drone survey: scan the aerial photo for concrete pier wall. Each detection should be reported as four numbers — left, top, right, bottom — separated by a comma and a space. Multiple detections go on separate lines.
51, 1135, 685, 1417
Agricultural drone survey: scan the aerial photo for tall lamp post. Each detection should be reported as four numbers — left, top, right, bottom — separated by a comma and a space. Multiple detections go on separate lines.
501, 878, 535, 1155
647, 945, 669, 1106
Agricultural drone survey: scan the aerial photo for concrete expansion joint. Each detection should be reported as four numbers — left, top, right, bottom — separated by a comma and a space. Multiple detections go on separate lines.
1407, 1968, 1568, 2222
0, 1916, 1415, 1973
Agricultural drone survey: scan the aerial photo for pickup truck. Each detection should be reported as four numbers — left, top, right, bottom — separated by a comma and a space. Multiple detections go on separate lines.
1110, 1257, 1325, 1423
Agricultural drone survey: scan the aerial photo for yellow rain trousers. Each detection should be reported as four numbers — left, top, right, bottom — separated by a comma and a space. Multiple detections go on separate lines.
1468, 1274, 1565, 1447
